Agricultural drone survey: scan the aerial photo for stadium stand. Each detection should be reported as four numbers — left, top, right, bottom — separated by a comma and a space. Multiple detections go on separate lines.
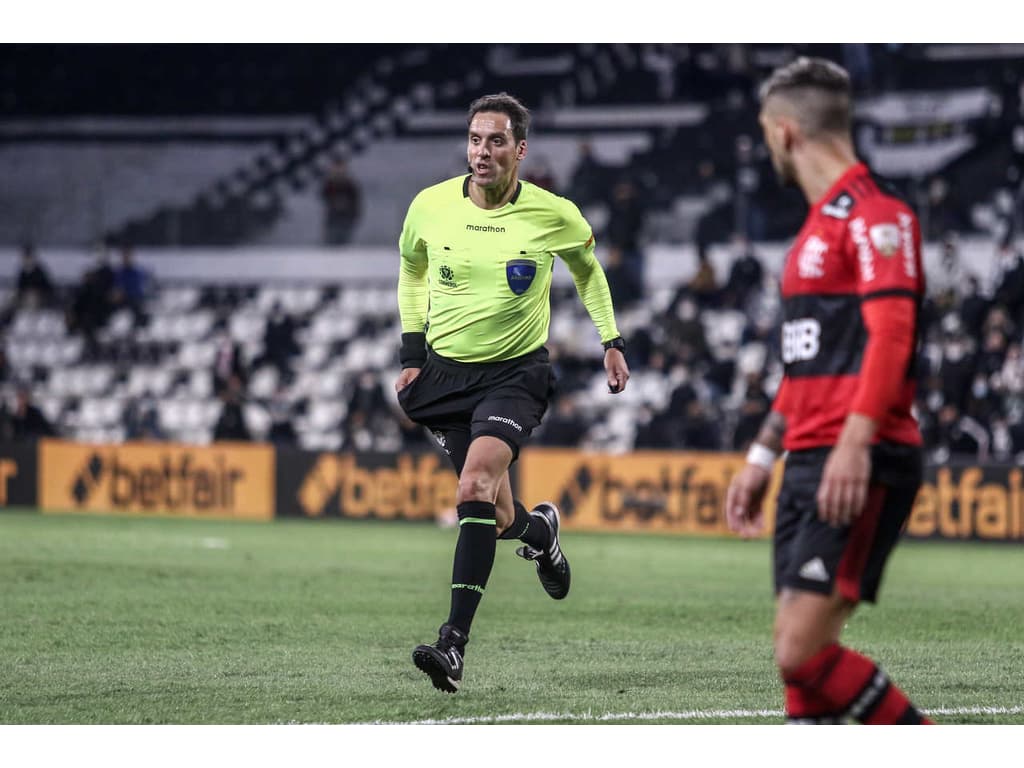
1, 44, 1022, 463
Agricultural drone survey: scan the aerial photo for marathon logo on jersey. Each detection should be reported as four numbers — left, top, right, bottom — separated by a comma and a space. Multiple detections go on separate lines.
869, 222, 901, 258
898, 212, 917, 278
782, 318, 821, 364
466, 224, 506, 233
821, 190, 855, 219
849, 218, 875, 282
798, 235, 828, 279
438, 264, 457, 288
505, 259, 536, 296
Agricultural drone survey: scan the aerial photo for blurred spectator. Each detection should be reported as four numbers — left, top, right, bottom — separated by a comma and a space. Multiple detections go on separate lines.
113, 244, 151, 320
927, 235, 964, 313
937, 325, 976, 411
124, 390, 164, 441
212, 376, 251, 441
722, 234, 764, 310
10, 385, 55, 439
566, 140, 608, 207
257, 302, 300, 378
731, 372, 771, 450
212, 330, 248, 397
978, 326, 1009, 380
67, 247, 117, 356
340, 409, 374, 452
689, 252, 720, 308
266, 386, 298, 446
16, 243, 55, 309
634, 404, 676, 449
396, 412, 431, 450
923, 176, 968, 241
934, 404, 989, 462
345, 371, 389, 431
605, 178, 648, 298
678, 400, 720, 450
539, 397, 589, 447
604, 247, 643, 309
321, 159, 362, 245
694, 159, 735, 259
662, 293, 710, 367
959, 275, 991, 340
996, 342, 1024, 398
524, 155, 558, 193
994, 244, 1024, 312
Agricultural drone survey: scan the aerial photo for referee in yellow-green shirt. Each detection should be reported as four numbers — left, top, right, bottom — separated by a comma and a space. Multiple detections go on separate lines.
396, 92, 630, 693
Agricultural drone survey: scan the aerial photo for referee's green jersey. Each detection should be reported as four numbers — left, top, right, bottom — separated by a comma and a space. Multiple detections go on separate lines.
398, 176, 620, 364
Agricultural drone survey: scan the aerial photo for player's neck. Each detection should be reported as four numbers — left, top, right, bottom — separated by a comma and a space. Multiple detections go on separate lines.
468, 174, 520, 210
795, 141, 860, 206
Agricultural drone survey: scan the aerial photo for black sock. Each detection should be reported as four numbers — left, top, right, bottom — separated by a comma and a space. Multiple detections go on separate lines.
497, 501, 550, 550
447, 501, 497, 636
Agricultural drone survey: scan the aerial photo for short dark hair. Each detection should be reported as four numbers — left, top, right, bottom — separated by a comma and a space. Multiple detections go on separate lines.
759, 57, 852, 137
467, 92, 530, 143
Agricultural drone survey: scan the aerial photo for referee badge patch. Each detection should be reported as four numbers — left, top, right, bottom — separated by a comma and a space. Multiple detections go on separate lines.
506, 259, 537, 295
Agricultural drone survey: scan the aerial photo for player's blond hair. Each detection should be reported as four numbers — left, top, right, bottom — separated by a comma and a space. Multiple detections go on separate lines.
759, 57, 852, 138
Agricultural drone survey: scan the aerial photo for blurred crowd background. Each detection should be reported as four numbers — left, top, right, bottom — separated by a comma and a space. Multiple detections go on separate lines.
1, 43, 1023, 464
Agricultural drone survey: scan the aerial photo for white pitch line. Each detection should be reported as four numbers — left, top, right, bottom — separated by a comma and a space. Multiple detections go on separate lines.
368, 704, 1024, 726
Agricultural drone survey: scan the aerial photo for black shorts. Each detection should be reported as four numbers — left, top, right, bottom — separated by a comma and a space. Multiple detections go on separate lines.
773, 442, 923, 604
396, 346, 555, 474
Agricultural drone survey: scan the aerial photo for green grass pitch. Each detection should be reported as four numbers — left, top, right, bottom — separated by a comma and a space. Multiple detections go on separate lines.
1, 509, 1021, 724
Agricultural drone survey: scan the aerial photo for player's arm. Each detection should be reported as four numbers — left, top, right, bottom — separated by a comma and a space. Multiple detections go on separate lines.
396, 203, 429, 391
817, 205, 920, 526
726, 384, 788, 537
556, 206, 629, 394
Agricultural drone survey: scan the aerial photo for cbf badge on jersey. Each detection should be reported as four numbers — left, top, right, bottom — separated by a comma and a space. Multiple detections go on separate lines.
506, 259, 537, 295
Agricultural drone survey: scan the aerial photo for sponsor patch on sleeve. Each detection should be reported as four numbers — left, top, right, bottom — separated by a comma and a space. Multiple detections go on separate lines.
868, 223, 901, 258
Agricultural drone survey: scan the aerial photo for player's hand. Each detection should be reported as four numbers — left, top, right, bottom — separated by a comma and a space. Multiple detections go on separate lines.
605, 348, 629, 394
725, 463, 770, 538
394, 367, 421, 393
816, 441, 871, 527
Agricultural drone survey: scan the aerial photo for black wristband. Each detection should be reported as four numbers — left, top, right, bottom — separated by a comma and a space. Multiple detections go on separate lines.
400, 332, 427, 369
602, 336, 625, 353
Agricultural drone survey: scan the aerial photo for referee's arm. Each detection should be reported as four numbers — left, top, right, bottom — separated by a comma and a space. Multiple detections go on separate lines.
558, 238, 620, 344
396, 220, 429, 380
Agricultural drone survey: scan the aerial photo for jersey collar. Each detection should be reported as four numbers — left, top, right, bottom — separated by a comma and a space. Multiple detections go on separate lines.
462, 175, 523, 205
813, 161, 868, 212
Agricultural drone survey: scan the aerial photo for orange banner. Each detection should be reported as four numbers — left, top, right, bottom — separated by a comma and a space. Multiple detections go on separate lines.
519, 448, 783, 536
39, 439, 274, 521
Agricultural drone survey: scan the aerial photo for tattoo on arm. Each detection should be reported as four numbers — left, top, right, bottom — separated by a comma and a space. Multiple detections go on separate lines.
755, 411, 786, 454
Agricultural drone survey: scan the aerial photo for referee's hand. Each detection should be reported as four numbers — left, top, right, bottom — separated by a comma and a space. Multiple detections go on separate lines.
604, 348, 629, 394
395, 367, 421, 393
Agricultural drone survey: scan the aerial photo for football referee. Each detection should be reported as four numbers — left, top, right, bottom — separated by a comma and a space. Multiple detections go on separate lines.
396, 92, 629, 693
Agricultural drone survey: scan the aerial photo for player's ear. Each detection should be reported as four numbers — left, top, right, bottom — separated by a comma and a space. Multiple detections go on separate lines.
516, 140, 527, 161
780, 119, 797, 153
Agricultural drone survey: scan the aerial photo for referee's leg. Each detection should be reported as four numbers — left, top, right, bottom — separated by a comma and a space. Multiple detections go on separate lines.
445, 436, 513, 636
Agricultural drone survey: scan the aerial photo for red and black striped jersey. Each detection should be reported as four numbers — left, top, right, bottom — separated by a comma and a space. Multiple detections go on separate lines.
773, 162, 925, 451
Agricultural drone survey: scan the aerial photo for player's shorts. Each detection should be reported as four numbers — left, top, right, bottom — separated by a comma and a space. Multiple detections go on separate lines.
773, 441, 923, 604
396, 346, 555, 474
